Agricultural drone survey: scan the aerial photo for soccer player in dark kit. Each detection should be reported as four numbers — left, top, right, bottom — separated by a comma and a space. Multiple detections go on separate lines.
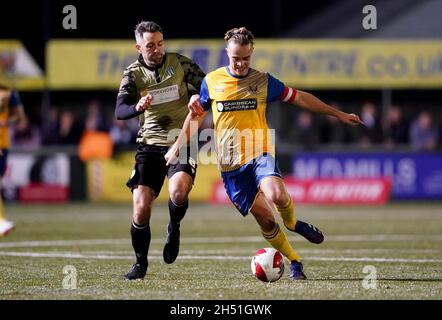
116, 21, 205, 280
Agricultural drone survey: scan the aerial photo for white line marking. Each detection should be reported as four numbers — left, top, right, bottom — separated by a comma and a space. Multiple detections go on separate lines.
307, 256, 442, 263
0, 251, 131, 260
78, 248, 441, 255
0, 239, 127, 248
0, 251, 441, 264
1, 234, 442, 248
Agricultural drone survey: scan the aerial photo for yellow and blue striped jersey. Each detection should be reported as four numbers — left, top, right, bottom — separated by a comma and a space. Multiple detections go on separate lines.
200, 67, 296, 172
0, 89, 21, 149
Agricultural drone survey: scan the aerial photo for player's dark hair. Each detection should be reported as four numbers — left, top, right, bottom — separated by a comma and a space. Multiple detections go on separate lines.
224, 27, 254, 46
135, 21, 163, 42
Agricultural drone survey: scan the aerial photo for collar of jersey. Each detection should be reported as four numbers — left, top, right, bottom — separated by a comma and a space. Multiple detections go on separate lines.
138, 53, 167, 71
225, 67, 251, 79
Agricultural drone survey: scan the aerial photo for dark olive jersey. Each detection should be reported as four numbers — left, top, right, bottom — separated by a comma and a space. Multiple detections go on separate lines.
118, 53, 205, 146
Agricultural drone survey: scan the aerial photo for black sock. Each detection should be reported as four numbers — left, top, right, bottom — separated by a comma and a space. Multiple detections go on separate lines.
130, 221, 150, 267
168, 199, 188, 226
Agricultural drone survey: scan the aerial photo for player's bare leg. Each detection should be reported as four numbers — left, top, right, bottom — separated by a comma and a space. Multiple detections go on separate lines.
260, 176, 324, 244
125, 185, 156, 280
164, 172, 193, 264
250, 192, 306, 280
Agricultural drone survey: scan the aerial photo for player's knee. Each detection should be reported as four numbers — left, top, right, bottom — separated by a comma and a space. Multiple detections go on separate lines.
133, 200, 152, 225
266, 188, 288, 207
169, 186, 189, 205
133, 212, 150, 226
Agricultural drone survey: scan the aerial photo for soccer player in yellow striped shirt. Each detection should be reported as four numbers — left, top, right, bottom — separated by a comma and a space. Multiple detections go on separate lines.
0, 84, 25, 237
166, 27, 363, 280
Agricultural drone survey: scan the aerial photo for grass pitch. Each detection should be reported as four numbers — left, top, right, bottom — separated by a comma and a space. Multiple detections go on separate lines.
0, 202, 441, 300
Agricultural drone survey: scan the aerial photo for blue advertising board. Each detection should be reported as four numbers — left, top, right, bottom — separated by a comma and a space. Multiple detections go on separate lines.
292, 153, 442, 200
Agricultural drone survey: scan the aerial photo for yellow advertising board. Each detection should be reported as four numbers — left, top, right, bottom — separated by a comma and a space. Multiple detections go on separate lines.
0, 41, 45, 90
47, 40, 136, 89
87, 151, 221, 203
48, 39, 442, 89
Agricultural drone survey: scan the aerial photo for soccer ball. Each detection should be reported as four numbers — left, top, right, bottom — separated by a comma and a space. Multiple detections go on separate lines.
251, 248, 285, 282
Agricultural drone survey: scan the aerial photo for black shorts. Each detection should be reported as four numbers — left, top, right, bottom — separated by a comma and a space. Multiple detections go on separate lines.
126, 143, 197, 197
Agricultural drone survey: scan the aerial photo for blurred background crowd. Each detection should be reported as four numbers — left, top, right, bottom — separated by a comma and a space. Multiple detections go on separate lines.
1, 0, 441, 205
12, 96, 441, 154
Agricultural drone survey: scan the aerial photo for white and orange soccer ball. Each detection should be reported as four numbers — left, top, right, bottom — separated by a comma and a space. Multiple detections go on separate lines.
251, 248, 285, 282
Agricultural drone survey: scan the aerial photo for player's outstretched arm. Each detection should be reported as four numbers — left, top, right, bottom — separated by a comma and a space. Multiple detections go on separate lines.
292, 90, 364, 126
165, 96, 207, 165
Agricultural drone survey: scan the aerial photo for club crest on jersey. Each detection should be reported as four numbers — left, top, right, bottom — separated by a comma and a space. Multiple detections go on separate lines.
164, 66, 175, 78
216, 99, 257, 112
248, 85, 258, 94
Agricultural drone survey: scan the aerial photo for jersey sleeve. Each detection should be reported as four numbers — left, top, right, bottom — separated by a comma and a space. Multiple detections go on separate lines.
177, 54, 206, 91
117, 68, 138, 100
199, 78, 211, 111
115, 68, 141, 120
266, 73, 297, 103
9, 91, 22, 108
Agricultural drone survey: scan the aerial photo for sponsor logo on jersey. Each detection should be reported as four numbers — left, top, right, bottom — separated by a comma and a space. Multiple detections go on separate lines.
148, 84, 180, 105
215, 99, 257, 112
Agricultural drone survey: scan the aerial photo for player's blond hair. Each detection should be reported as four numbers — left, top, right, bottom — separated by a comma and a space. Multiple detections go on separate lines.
224, 27, 254, 46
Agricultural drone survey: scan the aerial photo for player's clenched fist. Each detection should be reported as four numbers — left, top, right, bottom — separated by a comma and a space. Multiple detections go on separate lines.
188, 94, 204, 118
135, 94, 153, 112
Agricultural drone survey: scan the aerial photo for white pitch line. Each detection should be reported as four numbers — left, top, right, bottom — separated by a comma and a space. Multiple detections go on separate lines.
1, 234, 442, 248
307, 256, 442, 263
0, 251, 131, 260
80, 248, 442, 255
0, 239, 128, 248
0, 251, 441, 264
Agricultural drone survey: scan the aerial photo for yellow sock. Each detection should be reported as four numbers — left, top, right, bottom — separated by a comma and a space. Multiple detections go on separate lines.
262, 223, 301, 262
275, 197, 296, 231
